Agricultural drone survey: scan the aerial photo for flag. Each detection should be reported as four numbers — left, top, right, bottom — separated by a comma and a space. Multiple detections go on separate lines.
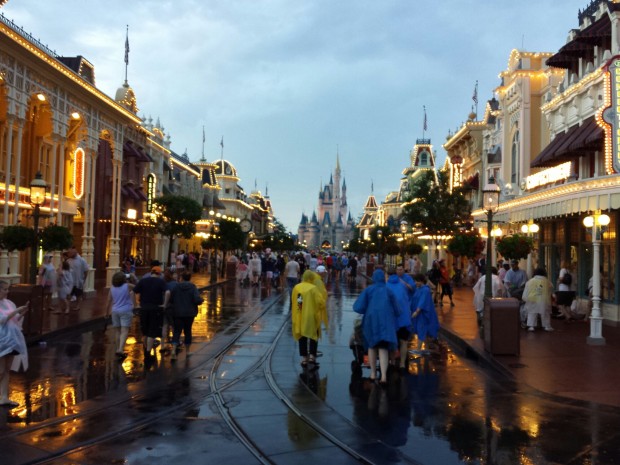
124, 26, 130, 65
220, 136, 224, 148
423, 106, 428, 131
202, 126, 205, 143
472, 80, 478, 105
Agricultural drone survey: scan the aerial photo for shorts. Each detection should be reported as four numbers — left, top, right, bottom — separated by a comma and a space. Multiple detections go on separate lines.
556, 291, 576, 306
441, 283, 453, 296
139, 305, 163, 338
71, 286, 84, 298
163, 306, 175, 325
112, 311, 134, 328
397, 327, 411, 341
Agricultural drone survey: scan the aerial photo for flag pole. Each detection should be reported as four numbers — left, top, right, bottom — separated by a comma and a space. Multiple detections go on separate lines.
422, 105, 428, 140
473, 80, 479, 118
124, 25, 130, 85
220, 136, 224, 161
201, 126, 206, 162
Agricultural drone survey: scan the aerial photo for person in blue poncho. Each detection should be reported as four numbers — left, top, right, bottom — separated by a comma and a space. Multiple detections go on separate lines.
353, 269, 399, 384
410, 273, 440, 353
386, 266, 414, 372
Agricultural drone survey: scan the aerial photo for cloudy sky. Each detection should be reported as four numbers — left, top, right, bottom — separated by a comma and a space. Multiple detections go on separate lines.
3, 0, 587, 231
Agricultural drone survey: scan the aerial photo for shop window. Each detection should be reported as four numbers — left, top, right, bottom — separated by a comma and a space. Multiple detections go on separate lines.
556, 223, 565, 242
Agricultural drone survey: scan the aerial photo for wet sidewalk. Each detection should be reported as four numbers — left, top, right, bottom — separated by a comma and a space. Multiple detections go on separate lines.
22, 274, 620, 409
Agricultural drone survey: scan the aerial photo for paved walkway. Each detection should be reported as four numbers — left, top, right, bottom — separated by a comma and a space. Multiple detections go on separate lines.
17, 275, 620, 409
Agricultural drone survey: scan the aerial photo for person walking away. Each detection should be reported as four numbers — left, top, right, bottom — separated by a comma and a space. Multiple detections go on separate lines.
438, 259, 455, 306
353, 269, 399, 385
284, 255, 300, 294
555, 261, 576, 320
522, 267, 554, 332
0, 280, 29, 407
410, 274, 440, 354
161, 269, 178, 353
387, 266, 414, 372
67, 247, 89, 311
37, 253, 56, 311
133, 266, 167, 364
164, 271, 203, 360
291, 270, 328, 368
55, 260, 73, 314
249, 253, 262, 287
105, 272, 135, 360
348, 255, 358, 283
428, 260, 441, 304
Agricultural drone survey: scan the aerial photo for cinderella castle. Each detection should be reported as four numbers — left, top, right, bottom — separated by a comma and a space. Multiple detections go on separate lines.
297, 156, 355, 252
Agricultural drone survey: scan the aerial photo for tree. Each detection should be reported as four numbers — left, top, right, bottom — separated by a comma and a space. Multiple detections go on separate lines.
40, 224, 73, 251
402, 170, 472, 237
0, 225, 35, 251
201, 218, 244, 253
264, 218, 295, 251
150, 194, 203, 265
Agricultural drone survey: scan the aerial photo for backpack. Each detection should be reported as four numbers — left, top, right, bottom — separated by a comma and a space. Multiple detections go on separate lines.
562, 272, 572, 286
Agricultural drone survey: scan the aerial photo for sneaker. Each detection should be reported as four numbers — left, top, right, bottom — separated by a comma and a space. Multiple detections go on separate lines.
544, 327, 555, 332
70, 295, 77, 302
528, 327, 535, 332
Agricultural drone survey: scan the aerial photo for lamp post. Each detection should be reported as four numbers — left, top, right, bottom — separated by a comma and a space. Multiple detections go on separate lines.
482, 177, 500, 298
376, 229, 383, 266
29, 172, 47, 284
399, 220, 408, 265
583, 211, 610, 345
210, 222, 220, 284
520, 221, 539, 278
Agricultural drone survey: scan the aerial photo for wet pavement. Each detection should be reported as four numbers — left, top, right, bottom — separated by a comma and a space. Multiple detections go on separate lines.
2, 273, 620, 464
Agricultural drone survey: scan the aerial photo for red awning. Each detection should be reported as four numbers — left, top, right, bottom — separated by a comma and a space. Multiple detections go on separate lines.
531, 117, 602, 168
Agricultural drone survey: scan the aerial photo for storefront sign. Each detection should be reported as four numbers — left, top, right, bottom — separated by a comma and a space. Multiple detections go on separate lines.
525, 162, 571, 190
72, 147, 85, 199
146, 174, 155, 212
598, 55, 620, 173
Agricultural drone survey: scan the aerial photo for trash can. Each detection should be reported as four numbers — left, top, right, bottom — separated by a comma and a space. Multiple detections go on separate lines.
226, 262, 237, 279
483, 297, 520, 355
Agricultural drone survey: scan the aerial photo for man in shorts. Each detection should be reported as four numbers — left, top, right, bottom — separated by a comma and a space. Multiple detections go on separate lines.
133, 266, 167, 363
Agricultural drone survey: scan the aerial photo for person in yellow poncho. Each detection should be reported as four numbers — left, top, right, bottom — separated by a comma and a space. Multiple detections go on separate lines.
291, 270, 328, 367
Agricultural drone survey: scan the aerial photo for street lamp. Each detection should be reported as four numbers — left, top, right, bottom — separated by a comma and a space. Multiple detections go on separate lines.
376, 229, 383, 266
583, 211, 610, 345
399, 220, 408, 264
520, 221, 539, 278
482, 177, 500, 298
29, 172, 47, 284
210, 222, 220, 284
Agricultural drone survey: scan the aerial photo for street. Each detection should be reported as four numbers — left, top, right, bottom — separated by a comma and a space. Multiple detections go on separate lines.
2, 279, 620, 464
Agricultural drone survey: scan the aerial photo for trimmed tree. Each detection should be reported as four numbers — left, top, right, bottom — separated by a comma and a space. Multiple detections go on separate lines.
150, 194, 203, 266
0, 225, 35, 251
40, 224, 73, 252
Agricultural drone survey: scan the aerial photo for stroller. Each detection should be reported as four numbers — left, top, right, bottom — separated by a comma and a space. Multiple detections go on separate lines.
349, 317, 367, 375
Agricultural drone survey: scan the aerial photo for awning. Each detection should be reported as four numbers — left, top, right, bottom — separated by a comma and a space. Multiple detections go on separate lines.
123, 141, 141, 159
531, 117, 601, 168
136, 147, 153, 163
575, 14, 611, 44
134, 188, 148, 201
